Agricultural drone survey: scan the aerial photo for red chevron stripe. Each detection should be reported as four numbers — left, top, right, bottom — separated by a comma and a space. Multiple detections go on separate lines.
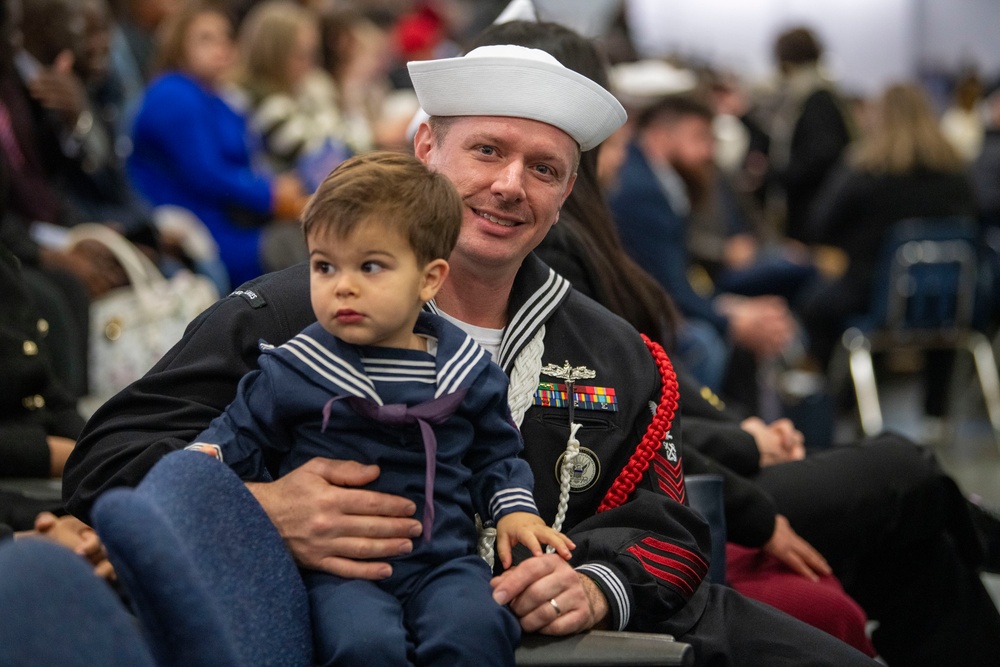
652, 462, 686, 502
653, 459, 684, 485
653, 451, 683, 472
630, 543, 706, 583
636, 540, 707, 579
654, 472, 684, 494
626, 545, 697, 594
640, 536, 709, 571
656, 477, 687, 504
652, 453, 687, 502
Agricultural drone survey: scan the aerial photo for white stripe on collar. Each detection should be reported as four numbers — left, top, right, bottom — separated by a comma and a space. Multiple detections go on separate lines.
424, 266, 569, 374
498, 268, 570, 371
281, 335, 381, 403
436, 336, 486, 398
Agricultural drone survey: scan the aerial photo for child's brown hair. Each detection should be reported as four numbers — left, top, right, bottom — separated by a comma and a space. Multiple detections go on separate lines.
301, 151, 462, 265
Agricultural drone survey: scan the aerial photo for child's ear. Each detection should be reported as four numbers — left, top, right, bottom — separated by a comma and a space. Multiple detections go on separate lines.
419, 259, 449, 301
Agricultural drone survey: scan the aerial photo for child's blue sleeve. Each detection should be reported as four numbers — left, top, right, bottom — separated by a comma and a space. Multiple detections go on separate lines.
188, 359, 291, 480
462, 362, 538, 524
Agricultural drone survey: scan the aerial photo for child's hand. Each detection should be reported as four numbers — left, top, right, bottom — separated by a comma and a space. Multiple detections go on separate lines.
495, 512, 575, 570
187, 443, 223, 460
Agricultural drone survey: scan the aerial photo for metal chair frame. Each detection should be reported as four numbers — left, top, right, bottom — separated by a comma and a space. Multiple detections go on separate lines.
837, 218, 1000, 449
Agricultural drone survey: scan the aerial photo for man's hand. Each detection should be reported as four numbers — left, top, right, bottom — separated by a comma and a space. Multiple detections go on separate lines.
27, 50, 87, 128
40, 244, 127, 299
247, 458, 421, 579
271, 173, 309, 220
46, 435, 75, 477
491, 553, 608, 635
495, 512, 575, 569
767, 418, 806, 463
722, 234, 758, 270
29, 512, 115, 580
720, 295, 796, 359
763, 514, 831, 582
740, 417, 805, 467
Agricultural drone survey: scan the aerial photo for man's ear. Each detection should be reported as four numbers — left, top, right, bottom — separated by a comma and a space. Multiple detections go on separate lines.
559, 171, 578, 209
413, 122, 434, 164
419, 258, 449, 302
548, 171, 576, 229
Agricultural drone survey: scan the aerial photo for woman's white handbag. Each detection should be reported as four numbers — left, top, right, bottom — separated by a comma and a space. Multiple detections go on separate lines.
67, 224, 220, 403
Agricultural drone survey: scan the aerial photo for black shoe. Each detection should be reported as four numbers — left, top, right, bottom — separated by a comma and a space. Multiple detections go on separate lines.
968, 495, 1000, 573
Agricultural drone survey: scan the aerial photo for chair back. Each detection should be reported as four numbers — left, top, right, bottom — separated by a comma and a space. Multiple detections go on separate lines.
0, 539, 156, 667
92, 450, 313, 667
867, 216, 985, 332
684, 474, 727, 585
840, 216, 1000, 441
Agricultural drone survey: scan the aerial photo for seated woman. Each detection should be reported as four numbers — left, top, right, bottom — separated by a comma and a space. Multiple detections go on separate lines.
799, 82, 980, 418
1, 239, 83, 479
127, 1, 308, 288
235, 1, 353, 188
0, 241, 84, 527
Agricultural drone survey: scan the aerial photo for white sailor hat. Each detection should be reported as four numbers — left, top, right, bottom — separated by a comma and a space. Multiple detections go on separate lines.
406, 44, 626, 152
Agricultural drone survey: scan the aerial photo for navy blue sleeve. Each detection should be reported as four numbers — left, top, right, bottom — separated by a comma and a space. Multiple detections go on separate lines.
462, 362, 538, 523
189, 358, 291, 480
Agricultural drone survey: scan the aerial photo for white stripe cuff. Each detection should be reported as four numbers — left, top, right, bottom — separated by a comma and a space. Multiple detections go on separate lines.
489, 488, 538, 519
576, 563, 630, 631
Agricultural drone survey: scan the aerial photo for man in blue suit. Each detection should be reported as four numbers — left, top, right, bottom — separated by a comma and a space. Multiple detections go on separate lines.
608, 95, 796, 394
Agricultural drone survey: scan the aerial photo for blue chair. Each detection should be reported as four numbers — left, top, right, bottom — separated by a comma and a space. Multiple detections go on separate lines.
93, 451, 694, 666
836, 216, 1000, 446
0, 539, 155, 667
684, 474, 727, 586
92, 451, 313, 667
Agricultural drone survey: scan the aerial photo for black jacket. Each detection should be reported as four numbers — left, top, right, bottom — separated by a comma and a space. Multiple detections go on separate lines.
0, 244, 84, 478
65, 256, 711, 633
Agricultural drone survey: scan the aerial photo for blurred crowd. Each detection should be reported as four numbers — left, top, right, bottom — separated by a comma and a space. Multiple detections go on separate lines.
0, 0, 510, 401
5, 3, 1000, 665
5, 0, 999, 423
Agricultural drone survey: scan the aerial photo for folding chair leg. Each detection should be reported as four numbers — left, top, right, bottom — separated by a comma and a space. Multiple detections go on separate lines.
849, 345, 883, 436
966, 332, 1000, 453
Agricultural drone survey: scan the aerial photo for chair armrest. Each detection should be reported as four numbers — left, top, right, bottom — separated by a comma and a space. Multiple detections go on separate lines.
515, 630, 695, 666
0, 478, 62, 501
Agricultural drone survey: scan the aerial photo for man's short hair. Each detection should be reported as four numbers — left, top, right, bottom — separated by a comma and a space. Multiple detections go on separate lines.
774, 27, 823, 67
637, 95, 714, 131
426, 115, 456, 142
301, 151, 463, 265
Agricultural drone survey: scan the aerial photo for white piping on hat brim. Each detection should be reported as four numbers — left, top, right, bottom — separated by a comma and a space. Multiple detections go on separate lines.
407, 52, 625, 151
